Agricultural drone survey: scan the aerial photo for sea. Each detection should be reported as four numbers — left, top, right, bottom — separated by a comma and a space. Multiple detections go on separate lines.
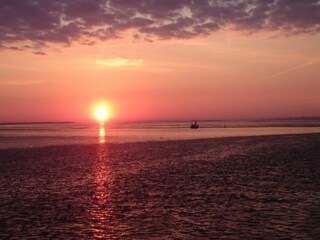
1, 119, 320, 239
1, 118, 320, 149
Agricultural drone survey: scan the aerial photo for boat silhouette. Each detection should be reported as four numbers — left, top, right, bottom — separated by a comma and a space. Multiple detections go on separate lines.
190, 120, 199, 129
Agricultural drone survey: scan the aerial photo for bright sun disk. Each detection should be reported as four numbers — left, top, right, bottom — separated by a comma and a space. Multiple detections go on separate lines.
96, 107, 108, 122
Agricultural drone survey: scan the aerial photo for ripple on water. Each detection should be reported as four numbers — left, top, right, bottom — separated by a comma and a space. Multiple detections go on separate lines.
0, 134, 319, 239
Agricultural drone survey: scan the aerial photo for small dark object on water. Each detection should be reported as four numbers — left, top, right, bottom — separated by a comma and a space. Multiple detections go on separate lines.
190, 121, 199, 129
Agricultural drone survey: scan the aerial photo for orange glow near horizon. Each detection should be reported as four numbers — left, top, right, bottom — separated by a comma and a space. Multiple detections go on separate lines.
1, 31, 320, 122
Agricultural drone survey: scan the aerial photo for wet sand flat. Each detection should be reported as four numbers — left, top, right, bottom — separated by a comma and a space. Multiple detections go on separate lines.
0, 134, 319, 239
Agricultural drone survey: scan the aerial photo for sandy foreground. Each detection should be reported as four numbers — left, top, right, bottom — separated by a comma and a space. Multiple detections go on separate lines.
0, 133, 319, 239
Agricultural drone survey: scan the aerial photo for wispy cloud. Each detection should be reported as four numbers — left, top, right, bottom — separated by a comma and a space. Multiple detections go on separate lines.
33, 51, 46, 56
96, 58, 144, 67
271, 60, 317, 78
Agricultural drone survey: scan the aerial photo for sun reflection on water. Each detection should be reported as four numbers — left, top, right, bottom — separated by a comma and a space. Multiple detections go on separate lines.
90, 135, 115, 238
99, 122, 106, 144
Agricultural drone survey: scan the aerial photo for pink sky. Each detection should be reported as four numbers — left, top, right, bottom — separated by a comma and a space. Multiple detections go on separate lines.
0, 1, 319, 122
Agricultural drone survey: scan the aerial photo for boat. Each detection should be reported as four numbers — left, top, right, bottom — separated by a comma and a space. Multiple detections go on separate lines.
190, 120, 199, 129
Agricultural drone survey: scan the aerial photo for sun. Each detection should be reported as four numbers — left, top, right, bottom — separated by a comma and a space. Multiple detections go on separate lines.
92, 101, 113, 122
95, 106, 109, 122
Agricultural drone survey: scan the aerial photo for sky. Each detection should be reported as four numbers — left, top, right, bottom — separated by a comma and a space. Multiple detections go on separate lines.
0, 0, 320, 122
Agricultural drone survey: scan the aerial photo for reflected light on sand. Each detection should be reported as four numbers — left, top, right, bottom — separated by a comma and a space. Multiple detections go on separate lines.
99, 122, 106, 144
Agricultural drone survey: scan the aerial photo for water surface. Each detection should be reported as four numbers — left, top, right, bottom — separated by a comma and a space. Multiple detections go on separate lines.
0, 134, 319, 239
1, 119, 320, 149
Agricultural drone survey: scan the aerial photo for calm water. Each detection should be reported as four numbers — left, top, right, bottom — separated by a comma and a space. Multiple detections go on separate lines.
0, 120, 320, 239
0, 134, 319, 239
0, 119, 320, 149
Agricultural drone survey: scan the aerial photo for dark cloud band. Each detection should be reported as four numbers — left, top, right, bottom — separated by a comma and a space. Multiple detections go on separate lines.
1, 0, 319, 50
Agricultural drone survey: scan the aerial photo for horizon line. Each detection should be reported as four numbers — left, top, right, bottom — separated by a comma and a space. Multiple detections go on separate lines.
1, 116, 320, 125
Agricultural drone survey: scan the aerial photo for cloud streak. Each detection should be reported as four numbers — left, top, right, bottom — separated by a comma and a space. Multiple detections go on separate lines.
271, 60, 317, 78
96, 58, 144, 67
0, 0, 319, 51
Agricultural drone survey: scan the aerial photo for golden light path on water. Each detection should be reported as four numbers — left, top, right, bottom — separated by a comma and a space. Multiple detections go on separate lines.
90, 121, 114, 238
90, 137, 114, 239
99, 122, 106, 144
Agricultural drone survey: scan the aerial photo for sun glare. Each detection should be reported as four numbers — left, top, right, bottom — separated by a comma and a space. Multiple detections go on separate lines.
92, 101, 113, 123
95, 107, 108, 122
